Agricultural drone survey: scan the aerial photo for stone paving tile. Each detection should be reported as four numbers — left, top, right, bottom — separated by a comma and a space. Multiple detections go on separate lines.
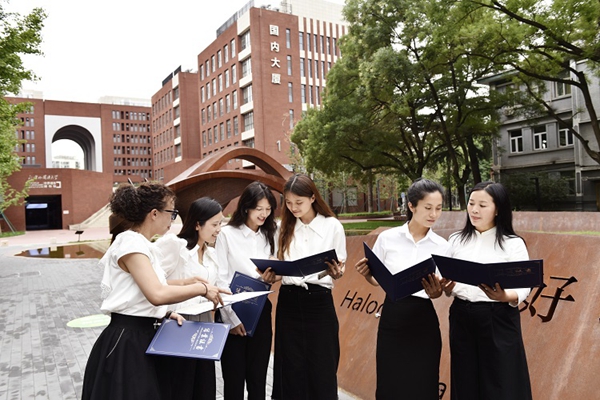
0, 236, 359, 400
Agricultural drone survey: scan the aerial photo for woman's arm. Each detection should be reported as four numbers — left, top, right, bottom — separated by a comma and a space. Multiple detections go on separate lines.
120, 253, 229, 307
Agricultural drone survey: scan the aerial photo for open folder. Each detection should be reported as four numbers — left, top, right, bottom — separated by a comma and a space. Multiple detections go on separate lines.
146, 320, 230, 360
432, 254, 544, 288
229, 272, 271, 337
176, 290, 273, 316
364, 243, 436, 301
251, 249, 338, 277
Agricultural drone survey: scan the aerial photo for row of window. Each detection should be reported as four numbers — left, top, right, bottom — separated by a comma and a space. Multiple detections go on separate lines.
299, 32, 338, 56
202, 91, 239, 125
15, 130, 35, 140
111, 111, 150, 121
153, 91, 173, 115
112, 134, 151, 144
17, 143, 36, 153
113, 157, 151, 167
200, 37, 238, 81
22, 156, 36, 165
153, 109, 173, 131
113, 146, 151, 155
509, 124, 574, 153
114, 169, 152, 179
202, 116, 240, 146
201, 64, 240, 102
112, 122, 151, 132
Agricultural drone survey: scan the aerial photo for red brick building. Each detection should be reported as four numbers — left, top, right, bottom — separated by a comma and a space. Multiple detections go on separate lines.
3, 97, 152, 231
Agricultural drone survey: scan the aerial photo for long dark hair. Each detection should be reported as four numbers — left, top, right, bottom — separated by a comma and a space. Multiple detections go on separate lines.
228, 181, 278, 255
406, 178, 445, 221
455, 181, 521, 250
178, 197, 223, 250
110, 182, 175, 225
278, 174, 335, 259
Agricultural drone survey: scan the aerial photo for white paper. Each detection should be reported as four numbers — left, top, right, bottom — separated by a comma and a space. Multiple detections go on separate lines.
176, 290, 273, 315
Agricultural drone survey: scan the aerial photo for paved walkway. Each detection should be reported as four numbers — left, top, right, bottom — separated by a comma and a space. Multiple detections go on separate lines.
0, 227, 359, 400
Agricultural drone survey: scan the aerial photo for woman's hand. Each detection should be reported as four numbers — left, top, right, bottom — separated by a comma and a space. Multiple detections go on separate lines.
325, 259, 345, 280
440, 278, 456, 296
230, 323, 247, 336
354, 258, 371, 278
202, 283, 231, 308
422, 274, 443, 299
169, 311, 186, 326
257, 267, 280, 284
479, 283, 518, 303
354, 257, 379, 286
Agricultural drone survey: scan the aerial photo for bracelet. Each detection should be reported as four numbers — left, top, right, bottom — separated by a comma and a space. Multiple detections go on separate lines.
200, 281, 208, 295
164, 310, 173, 320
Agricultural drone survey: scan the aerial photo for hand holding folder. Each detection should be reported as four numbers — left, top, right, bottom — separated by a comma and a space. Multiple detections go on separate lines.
432, 254, 543, 289
363, 243, 437, 301
251, 249, 339, 277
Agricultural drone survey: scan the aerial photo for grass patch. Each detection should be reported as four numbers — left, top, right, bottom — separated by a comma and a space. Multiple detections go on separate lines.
343, 220, 404, 232
338, 211, 393, 218
0, 231, 25, 238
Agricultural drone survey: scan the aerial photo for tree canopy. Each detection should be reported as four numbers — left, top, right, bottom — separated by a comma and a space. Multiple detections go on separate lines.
292, 0, 504, 207
0, 4, 45, 211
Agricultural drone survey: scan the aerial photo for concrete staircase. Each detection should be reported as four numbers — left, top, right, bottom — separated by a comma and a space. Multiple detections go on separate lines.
68, 204, 112, 230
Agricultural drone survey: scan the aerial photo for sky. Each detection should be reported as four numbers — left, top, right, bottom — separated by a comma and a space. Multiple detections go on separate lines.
5, 0, 265, 103
4, 0, 345, 159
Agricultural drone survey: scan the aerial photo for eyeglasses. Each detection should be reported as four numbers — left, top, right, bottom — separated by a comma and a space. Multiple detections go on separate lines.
163, 209, 179, 221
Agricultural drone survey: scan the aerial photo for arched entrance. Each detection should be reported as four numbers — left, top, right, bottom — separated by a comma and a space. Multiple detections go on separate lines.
52, 125, 97, 171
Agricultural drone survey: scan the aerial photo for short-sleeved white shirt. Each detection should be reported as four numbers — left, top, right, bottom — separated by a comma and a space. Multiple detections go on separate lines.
100, 230, 167, 319
281, 213, 347, 289
155, 233, 219, 321
448, 227, 531, 305
372, 223, 451, 299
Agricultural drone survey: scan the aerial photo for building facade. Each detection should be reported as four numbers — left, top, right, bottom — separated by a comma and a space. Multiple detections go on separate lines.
153, 0, 347, 183
4, 96, 152, 231
482, 60, 600, 211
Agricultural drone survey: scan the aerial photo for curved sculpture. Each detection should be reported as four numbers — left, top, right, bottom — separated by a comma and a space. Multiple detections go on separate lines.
166, 147, 293, 220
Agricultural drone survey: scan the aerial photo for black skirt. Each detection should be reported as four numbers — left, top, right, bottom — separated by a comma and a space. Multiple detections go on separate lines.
82, 313, 166, 400
272, 284, 340, 400
376, 295, 442, 400
449, 298, 532, 400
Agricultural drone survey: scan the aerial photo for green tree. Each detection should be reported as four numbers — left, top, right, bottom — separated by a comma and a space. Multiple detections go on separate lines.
459, 0, 600, 164
0, 4, 46, 213
292, 0, 505, 208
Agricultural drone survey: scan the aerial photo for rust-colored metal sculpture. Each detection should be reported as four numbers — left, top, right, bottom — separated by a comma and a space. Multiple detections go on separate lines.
166, 147, 293, 221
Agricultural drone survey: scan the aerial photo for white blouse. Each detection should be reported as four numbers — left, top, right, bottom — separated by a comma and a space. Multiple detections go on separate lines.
281, 213, 347, 289
155, 233, 219, 322
448, 227, 531, 305
372, 223, 451, 299
100, 230, 167, 319
215, 224, 276, 327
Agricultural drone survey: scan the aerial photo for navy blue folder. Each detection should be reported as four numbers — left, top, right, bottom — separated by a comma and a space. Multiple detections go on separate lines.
251, 249, 338, 277
363, 242, 436, 301
146, 320, 230, 360
230, 272, 271, 337
432, 254, 544, 288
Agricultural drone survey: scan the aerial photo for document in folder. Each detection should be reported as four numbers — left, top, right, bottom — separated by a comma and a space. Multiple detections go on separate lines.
364, 243, 436, 301
176, 291, 273, 316
146, 320, 230, 360
432, 254, 543, 288
230, 272, 271, 337
251, 249, 338, 277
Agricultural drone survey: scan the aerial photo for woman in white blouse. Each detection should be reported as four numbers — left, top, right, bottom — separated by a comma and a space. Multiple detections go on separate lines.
271, 174, 346, 400
443, 181, 532, 400
155, 197, 224, 400
82, 183, 228, 400
215, 181, 278, 400
355, 178, 450, 399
